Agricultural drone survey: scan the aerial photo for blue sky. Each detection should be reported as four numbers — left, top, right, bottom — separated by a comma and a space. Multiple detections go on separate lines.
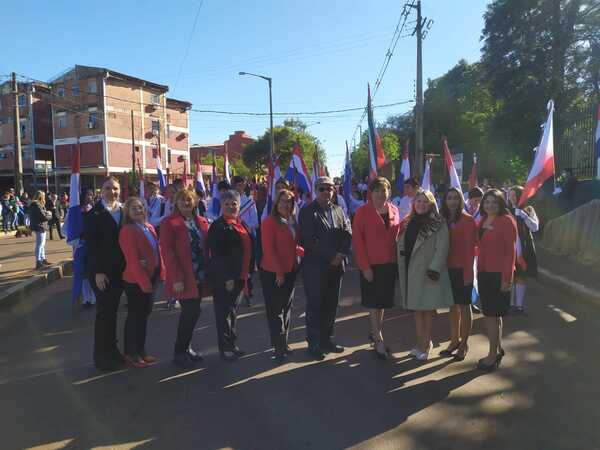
2, 0, 489, 175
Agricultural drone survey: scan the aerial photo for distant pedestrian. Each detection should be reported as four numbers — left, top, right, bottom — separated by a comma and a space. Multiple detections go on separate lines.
352, 177, 400, 360
119, 197, 164, 368
439, 187, 476, 361
260, 189, 301, 361
29, 191, 52, 269
476, 189, 517, 371
397, 189, 452, 361
160, 189, 211, 369
46, 193, 64, 239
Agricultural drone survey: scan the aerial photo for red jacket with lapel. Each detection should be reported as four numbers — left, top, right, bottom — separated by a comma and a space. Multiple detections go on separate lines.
159, 213, 210, 300
352, 201, 401, 272
447, 212, 477, 283
119, 222, 165, 293
477, 214, 517, 283
260, 215, 299, 277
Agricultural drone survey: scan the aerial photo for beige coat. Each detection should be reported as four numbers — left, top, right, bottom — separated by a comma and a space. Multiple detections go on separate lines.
397, 214, 453, 310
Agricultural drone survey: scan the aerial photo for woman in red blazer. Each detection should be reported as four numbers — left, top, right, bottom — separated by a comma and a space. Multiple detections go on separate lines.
119, 197, 165, 368
352, 177, 401, 360
260, 189, 302, 361
159, 189, 210, 369
477, 188, 517, 371
440, 188, 476, 361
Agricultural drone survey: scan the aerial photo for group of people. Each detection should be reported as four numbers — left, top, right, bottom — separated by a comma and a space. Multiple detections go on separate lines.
74, 166, 539, 374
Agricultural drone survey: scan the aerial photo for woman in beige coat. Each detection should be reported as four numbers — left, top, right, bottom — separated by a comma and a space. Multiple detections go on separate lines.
397, 189, 452, 360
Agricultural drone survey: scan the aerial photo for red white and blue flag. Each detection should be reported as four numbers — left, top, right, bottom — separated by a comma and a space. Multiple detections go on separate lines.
520, 100, 555, 206
595, 103, 600, 179
442, 137, 465, 202
155, 152, 166, 193
195, 160, 206, 194
367, 84, 385, 179
285, 143, 312, 197
211, 155, 221, 217
397, 140, 411, 195
421, 158, 432, 193
224, 148, 231, 184
64, 143, 85, 303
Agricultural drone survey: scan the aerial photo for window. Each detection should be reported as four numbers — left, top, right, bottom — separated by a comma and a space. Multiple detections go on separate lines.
151, 93, 160, 105
20, 123, 26, 137
166, 124, 171, 138
87, 80, 97, 94
58, 116, 67, 128
72, 83, 79, 96
18, 95, 26, 107
88, 113, 97, 129
151, 119, 160, 133
57, 87, 65, 98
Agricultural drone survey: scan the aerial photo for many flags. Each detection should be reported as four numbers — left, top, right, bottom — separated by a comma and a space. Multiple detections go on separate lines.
155, 152, 167, 193
210, 155, 221, 217
397, 140, 411, 195
520, 100, 555, 206
367, 84, 385, 180
285, 143, 312, 198
195, 160, 206, 194
442, 137, 465, 201
421, 158, 432, 192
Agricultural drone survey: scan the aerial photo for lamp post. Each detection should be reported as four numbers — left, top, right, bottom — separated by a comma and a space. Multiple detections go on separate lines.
239, 71, 274, 158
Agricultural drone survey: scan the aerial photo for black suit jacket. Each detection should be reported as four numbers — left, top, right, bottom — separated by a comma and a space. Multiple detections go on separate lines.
299, 201, 352, 271
206, 216, 255, 286
83, 201, 125, 278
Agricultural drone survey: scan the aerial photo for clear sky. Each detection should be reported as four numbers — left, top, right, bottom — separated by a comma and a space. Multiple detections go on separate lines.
2, 0, 490, 176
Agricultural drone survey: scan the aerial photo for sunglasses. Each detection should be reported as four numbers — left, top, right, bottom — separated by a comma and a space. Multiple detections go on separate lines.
318, 186, 334, 192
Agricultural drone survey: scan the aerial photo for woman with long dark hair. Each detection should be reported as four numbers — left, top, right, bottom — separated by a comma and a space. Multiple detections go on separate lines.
508, 186, 539, 314
260, 189, 301, 361
439, 188, 476, 361
29, 190, 51, 269
476, 189, 517, 371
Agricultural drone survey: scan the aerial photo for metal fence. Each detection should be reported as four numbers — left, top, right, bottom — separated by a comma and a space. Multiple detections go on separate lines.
555, 101, 598, 179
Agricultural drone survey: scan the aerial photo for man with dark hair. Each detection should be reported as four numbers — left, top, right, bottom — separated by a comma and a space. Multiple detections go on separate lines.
391, 177, 420, 219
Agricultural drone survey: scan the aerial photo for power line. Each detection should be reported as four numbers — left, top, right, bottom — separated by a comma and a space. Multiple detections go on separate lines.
174, 0, 205, 89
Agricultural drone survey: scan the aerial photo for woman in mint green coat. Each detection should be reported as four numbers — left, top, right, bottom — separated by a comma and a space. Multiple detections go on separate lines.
397, 189, 452, 361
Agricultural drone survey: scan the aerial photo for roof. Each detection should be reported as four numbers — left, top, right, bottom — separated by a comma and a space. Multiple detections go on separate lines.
166, 97, 192, 111
49, 65, 169, 92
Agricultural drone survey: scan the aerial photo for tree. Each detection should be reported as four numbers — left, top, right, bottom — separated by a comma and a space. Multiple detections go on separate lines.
351, 128, 399, 180
242, 119, 326, 175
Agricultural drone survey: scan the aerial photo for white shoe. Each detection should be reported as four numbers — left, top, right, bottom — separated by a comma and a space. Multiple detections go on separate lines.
416, 351, 429, 361
409, 348, 420, 357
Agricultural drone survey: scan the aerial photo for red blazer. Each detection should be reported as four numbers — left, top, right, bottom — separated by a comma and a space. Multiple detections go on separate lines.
159, 213, 210, 300
477, 214, 517, 283
260, 215, 299, 277
119, 223, 165, 294
352, 201, 401, 272
447, 212, 477, 283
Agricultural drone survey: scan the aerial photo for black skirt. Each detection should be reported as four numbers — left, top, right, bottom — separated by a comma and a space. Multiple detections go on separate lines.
448, 268, 473, 305
360, 263, 398, 309
478, 272, 510, 317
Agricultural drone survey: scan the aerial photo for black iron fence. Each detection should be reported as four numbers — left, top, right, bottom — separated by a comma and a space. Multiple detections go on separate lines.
556, 101, 598, 180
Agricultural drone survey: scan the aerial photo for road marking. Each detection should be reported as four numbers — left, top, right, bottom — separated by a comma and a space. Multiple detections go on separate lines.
548, 304, 577, 323
158, 368, 206, 383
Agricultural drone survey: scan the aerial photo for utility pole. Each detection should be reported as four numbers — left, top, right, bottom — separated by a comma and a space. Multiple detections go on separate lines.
11, 73, 24, 195
411, 1, 424, 176
131, 109, 137, 187
268, 77, 275, 159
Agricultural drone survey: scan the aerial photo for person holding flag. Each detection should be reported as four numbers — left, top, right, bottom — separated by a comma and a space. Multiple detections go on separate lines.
508, 186, 539, 314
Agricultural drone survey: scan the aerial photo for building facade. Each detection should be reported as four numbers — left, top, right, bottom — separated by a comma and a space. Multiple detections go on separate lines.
0, 81, 53, 192
50, 65, 191, 192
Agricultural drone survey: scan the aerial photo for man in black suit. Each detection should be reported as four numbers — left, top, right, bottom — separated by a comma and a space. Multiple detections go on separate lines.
45, 193, 64, 239
84, 176, 126, 371
299, 176, 352, 361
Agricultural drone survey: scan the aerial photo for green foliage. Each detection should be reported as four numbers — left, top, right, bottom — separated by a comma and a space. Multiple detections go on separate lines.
351, 128, 399, 180
242, 119, 325, 175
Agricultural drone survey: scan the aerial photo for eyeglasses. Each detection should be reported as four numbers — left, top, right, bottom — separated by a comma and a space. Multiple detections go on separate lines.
318, 186, 333, 192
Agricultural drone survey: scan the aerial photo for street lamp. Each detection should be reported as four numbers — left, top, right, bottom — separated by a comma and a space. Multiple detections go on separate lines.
239, 71, 274, 158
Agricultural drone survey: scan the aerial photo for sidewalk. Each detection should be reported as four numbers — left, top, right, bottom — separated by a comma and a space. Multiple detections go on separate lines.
0, 233, 72, 309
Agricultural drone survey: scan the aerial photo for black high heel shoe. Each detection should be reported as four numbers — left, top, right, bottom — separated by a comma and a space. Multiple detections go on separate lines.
454, 344, 469, 361
477, 354, 502, 372
440, 343, 460, 357
374, 341, 390, 360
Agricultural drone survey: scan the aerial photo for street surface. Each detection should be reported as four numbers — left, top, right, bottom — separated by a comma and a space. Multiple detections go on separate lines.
1, 268, 599, 450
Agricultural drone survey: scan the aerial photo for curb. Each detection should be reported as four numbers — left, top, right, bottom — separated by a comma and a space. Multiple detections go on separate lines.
0, 260, 73, 312
538, 266, 600, 309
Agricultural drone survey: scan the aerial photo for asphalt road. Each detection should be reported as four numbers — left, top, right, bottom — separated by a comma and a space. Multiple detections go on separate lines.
1, 268, 599, 450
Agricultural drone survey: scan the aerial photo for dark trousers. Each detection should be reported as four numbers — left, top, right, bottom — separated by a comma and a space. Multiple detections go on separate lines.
212, 280, 243, 351
48, 216, 63, 239
2, 213, 11, 232
260, 270, 296, 350
123, 282, 153, 356
302, 264, 343, 347
174, 298, 201, 356
91, 273, 124, 363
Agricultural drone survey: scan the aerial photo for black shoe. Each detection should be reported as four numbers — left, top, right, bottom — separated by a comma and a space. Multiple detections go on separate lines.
42, 259, 52, 266
477, 354, 502, 372
173, 353, 196, 369
322, 341, 344, 354
273, 347, 286, 362
307, 345, 325, 361
231, 346, 246, 358
111, 349, 126, 365
187, 348, 204, 363
471, 304, 482, 314
284, 345, 294, 355
439, 343, 460, 357
35, 261, 43, 270
220, 350, 239, 362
